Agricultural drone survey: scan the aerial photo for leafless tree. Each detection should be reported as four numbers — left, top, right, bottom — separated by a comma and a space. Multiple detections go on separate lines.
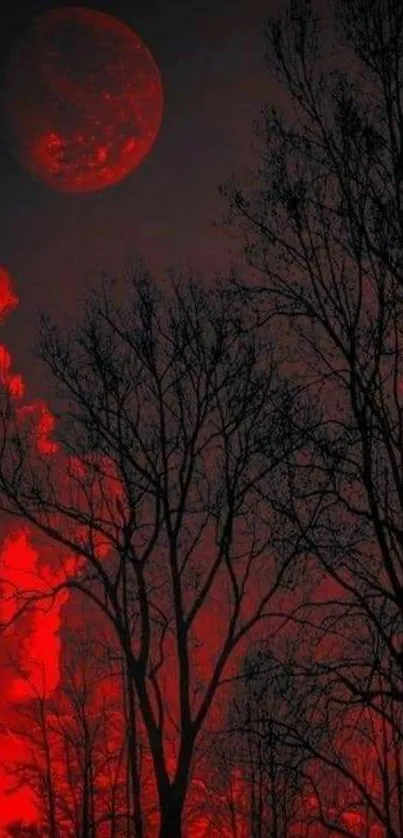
221, 0, 403, 834
0, 266, 308, 837
2, 680, 59, 838
224, 639, 323, 838
228, 630, 403, 837
2, 620, 132, 838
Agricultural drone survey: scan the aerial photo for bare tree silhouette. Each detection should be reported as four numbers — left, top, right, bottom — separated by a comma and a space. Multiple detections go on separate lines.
2, 620, 133, 838
221, 0, 403, 833
0, 265, 308, 837
225, 642, 313, 837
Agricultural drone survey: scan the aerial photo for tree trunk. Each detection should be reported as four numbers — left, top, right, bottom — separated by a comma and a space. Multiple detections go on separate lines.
125, 668, 144, 838
39, 701, 58, 838
158, 795, 184, 838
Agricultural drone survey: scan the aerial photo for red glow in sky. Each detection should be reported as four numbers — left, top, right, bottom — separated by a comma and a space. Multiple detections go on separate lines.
0, 268, 73, 829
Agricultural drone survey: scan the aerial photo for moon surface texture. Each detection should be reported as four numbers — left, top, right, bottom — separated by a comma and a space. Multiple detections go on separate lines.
4, 7, 164, 193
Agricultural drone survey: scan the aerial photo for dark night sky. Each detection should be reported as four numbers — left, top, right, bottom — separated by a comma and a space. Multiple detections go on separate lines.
0, 0, 278, 399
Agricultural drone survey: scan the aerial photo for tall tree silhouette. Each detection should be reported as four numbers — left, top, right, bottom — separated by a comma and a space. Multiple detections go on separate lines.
222, 0, 403, 833
0, 266, 307, 837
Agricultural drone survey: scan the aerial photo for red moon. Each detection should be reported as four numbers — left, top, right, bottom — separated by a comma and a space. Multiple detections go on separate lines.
4, 7, 164, 193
